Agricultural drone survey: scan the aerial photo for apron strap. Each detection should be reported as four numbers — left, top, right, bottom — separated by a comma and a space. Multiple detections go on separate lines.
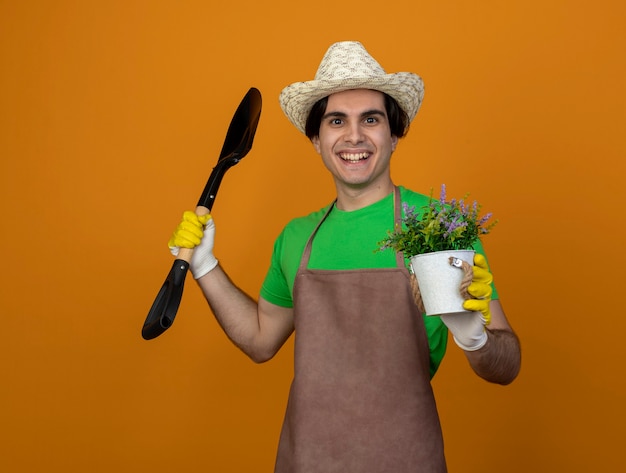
299, 186, 405, 271
393, 186, 407, 269
298, 199, 335, 272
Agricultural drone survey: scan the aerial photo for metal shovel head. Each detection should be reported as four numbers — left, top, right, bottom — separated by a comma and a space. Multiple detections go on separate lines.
219, 87, 262, 162
197, 87, 262, 210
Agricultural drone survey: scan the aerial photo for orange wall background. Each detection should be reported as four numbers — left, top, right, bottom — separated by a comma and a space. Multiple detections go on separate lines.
1, 1, 624, 471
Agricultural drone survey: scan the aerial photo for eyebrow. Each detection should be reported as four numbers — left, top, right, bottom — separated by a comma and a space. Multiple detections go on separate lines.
322, 109, 387, 121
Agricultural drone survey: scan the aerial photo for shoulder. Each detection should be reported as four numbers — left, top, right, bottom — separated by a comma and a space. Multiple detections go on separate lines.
270, 203, 333, 256
281, 203, 332, 238
398, 186, 431, 208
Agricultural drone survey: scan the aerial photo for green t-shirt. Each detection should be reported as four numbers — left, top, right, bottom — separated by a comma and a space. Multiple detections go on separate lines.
260, 186, 495, 377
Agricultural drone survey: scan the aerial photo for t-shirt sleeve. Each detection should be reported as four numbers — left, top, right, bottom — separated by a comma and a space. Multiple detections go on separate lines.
423, 315, 448, 378
260, 230, 294, 308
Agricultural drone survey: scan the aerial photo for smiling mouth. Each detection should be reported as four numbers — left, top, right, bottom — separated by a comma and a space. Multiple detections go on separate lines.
339, 152, 370, 162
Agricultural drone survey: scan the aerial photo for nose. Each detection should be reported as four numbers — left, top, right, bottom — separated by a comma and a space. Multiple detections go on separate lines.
344, 122, 364, 144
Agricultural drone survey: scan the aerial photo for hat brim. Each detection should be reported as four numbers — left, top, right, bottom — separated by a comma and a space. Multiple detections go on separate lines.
279, 72, 424, 135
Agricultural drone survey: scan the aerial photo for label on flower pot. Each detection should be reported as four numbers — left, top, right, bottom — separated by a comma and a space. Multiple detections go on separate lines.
410, 250, 475, 317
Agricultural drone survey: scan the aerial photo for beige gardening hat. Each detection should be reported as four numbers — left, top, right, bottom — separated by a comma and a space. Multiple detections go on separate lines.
279, 41, 425, 134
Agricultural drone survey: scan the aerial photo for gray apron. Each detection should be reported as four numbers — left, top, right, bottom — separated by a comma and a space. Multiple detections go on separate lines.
274, 187, 446, 473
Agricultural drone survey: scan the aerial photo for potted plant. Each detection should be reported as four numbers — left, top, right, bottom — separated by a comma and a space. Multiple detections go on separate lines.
379, 184, 497, 316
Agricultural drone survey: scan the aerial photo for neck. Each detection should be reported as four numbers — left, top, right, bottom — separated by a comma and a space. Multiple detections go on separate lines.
334, 180, 395, 211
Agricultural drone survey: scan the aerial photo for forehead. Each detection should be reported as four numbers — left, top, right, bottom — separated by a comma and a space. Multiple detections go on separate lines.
326, 89, 386, 111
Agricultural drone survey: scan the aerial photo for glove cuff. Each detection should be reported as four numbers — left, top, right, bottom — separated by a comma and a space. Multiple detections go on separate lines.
168, 245, 218, 279
452, 330, 488, 352
191, 255, 218, 279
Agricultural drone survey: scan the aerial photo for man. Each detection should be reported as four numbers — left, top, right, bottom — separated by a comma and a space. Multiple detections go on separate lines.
169, 41, 521, 472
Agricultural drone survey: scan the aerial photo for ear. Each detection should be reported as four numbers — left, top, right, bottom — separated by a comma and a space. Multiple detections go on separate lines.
391, 135, 398, 152
311, 136, 321, 154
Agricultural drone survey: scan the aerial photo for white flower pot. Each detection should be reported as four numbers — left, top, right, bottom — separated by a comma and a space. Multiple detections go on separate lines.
409, 249, 475, 316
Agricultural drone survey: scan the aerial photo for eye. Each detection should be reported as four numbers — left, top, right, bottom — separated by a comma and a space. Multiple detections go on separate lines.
331, 118, 343, 125
364, 116, 378, 124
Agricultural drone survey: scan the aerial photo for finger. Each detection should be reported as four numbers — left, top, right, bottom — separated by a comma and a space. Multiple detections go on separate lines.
182, 210, 201, 224
463, 298, 488, 311
179, 220, 204, 239
467, 282, 493, 299
169, 231, 200, 248
463, 299, 491, 324
472, 264, 493, 285
198, 213, 212, 226
170, 221, 204, 248
473, 253, 489, 270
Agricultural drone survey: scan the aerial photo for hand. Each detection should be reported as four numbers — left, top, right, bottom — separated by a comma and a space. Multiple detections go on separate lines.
462, 253, 493, 325
440, 254, 493, 351
168, 210, 218, 279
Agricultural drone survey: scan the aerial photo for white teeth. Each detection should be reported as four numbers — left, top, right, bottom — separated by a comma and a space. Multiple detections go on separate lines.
339, 152, 368, 162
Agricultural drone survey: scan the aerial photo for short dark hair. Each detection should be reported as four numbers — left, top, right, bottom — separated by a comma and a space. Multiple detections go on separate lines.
304, 92, 410, 140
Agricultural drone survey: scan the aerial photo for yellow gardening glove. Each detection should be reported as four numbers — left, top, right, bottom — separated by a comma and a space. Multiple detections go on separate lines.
462, 253, 493, 326
168, 211, 217, 279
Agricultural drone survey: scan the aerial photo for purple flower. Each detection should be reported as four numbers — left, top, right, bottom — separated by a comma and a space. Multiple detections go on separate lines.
439, 184, 447, 206
479, 212, 493, 225
403, 202, 416, 218
443, 217, 467, 238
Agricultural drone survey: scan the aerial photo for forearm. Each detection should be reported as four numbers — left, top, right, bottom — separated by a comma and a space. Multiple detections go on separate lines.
167, 212, 292, 361
196, 265, 263, 358
196, 264, 293, 363
464, 328, 521, 385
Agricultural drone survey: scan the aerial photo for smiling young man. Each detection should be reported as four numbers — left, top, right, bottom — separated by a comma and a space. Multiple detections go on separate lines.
167, 41, 521, 473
